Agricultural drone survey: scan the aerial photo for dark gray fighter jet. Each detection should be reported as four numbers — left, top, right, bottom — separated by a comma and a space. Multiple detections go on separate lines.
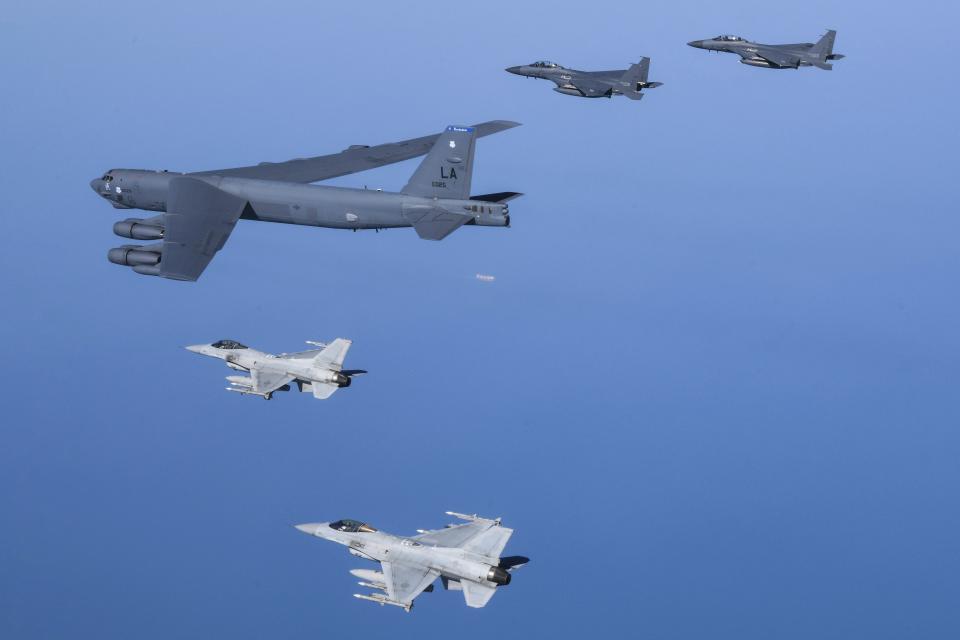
687, 30, 843, 70
90, 121, 520, 281
505, 57, 661, 100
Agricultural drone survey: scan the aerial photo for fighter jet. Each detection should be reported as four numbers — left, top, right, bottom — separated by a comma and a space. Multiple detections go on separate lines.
505, 57, 662, 99
294, 511, 528, 612
185, 338, 364, 400
90, 121, 521, 281
687, 30, 844, 70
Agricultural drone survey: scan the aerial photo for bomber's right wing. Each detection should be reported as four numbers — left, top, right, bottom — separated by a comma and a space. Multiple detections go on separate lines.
193, 121, 520, 184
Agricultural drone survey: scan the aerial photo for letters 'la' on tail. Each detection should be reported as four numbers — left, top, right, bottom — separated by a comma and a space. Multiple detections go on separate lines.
402, 126, 477, 199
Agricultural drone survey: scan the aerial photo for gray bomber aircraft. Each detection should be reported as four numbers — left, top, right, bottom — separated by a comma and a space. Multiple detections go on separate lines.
688, 30, 844, 70
505, 57, 662, 99
90, 121, 520, 281
185, 338, 364, 400
294, 512, 528, 612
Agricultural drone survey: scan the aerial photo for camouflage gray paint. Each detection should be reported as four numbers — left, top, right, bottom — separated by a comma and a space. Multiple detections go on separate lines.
688, 30, 844, 70
506, 57, 661, 99
91, 121, 521, 281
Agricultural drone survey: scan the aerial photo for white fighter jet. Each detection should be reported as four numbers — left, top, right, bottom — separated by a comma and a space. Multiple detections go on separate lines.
185, 338, 364, 400
294, 512, 529, 612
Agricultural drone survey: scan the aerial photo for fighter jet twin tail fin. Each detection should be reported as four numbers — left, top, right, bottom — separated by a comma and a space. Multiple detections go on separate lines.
620, 57, 663, 100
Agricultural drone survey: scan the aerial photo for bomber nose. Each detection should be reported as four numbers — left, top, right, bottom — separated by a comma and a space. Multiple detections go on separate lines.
89, 178, 102, 193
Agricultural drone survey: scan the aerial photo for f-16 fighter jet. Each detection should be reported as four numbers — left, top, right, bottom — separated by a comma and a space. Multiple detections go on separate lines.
294, 512, 529, 612
687, 30, 844, 70
185, 338, 364, 400
90, 121, 521, 281
505, 57, 662, 99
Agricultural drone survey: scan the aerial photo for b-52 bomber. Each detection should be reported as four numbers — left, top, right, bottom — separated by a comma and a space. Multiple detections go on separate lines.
688, 30, 844, 70
505, 57, 661, 99
185, 338, 364, 400
90, 121, 520, 281
294, 512, 528, 612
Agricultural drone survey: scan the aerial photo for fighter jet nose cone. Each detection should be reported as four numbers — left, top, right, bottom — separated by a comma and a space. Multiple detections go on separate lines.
185, 345, 206, 354
505, 66, 520, 74
687, 41, 699, 48
294, 523, 321, 535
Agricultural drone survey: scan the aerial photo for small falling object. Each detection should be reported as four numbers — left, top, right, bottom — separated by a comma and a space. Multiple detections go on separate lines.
475, 273, 496, 283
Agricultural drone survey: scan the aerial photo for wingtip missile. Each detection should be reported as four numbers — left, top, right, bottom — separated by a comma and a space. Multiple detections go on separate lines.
353, 593, 412, 612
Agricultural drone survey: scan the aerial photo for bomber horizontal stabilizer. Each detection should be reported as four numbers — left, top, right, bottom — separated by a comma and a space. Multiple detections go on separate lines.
470, 192, 524, 203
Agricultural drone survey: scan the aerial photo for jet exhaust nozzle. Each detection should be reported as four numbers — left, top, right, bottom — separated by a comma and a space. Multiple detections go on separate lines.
335, 373, 352, 388
486, 566, 511, 586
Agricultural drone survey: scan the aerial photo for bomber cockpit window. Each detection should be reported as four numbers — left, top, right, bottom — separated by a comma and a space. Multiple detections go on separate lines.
212, 340, 247, 350
330, 519, 377, 533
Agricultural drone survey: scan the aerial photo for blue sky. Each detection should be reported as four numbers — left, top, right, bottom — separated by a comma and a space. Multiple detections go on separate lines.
1, 1, 959, 637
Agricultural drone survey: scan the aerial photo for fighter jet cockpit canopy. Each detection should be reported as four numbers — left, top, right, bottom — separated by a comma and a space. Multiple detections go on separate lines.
211, 340, 248, 350
715, 35, 744, 41
330, 519, 378, 533
531, 61, 559, 68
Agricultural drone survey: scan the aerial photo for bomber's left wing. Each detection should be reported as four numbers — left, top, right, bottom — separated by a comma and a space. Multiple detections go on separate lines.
193, 121, 520, 184
159, 177, 249, 281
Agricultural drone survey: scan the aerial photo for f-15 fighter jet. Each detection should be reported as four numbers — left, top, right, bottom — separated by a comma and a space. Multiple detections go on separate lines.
294, 512, 529, 612
505, 57, 661, 99
90, 121, 521, 281
687, 30, 844, 70
185, 338, 364, 400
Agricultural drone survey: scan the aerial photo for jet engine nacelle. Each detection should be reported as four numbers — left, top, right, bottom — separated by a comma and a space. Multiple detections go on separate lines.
113, 219, 164, 240
108, 245, 162, 267
486, 566, 511, 586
